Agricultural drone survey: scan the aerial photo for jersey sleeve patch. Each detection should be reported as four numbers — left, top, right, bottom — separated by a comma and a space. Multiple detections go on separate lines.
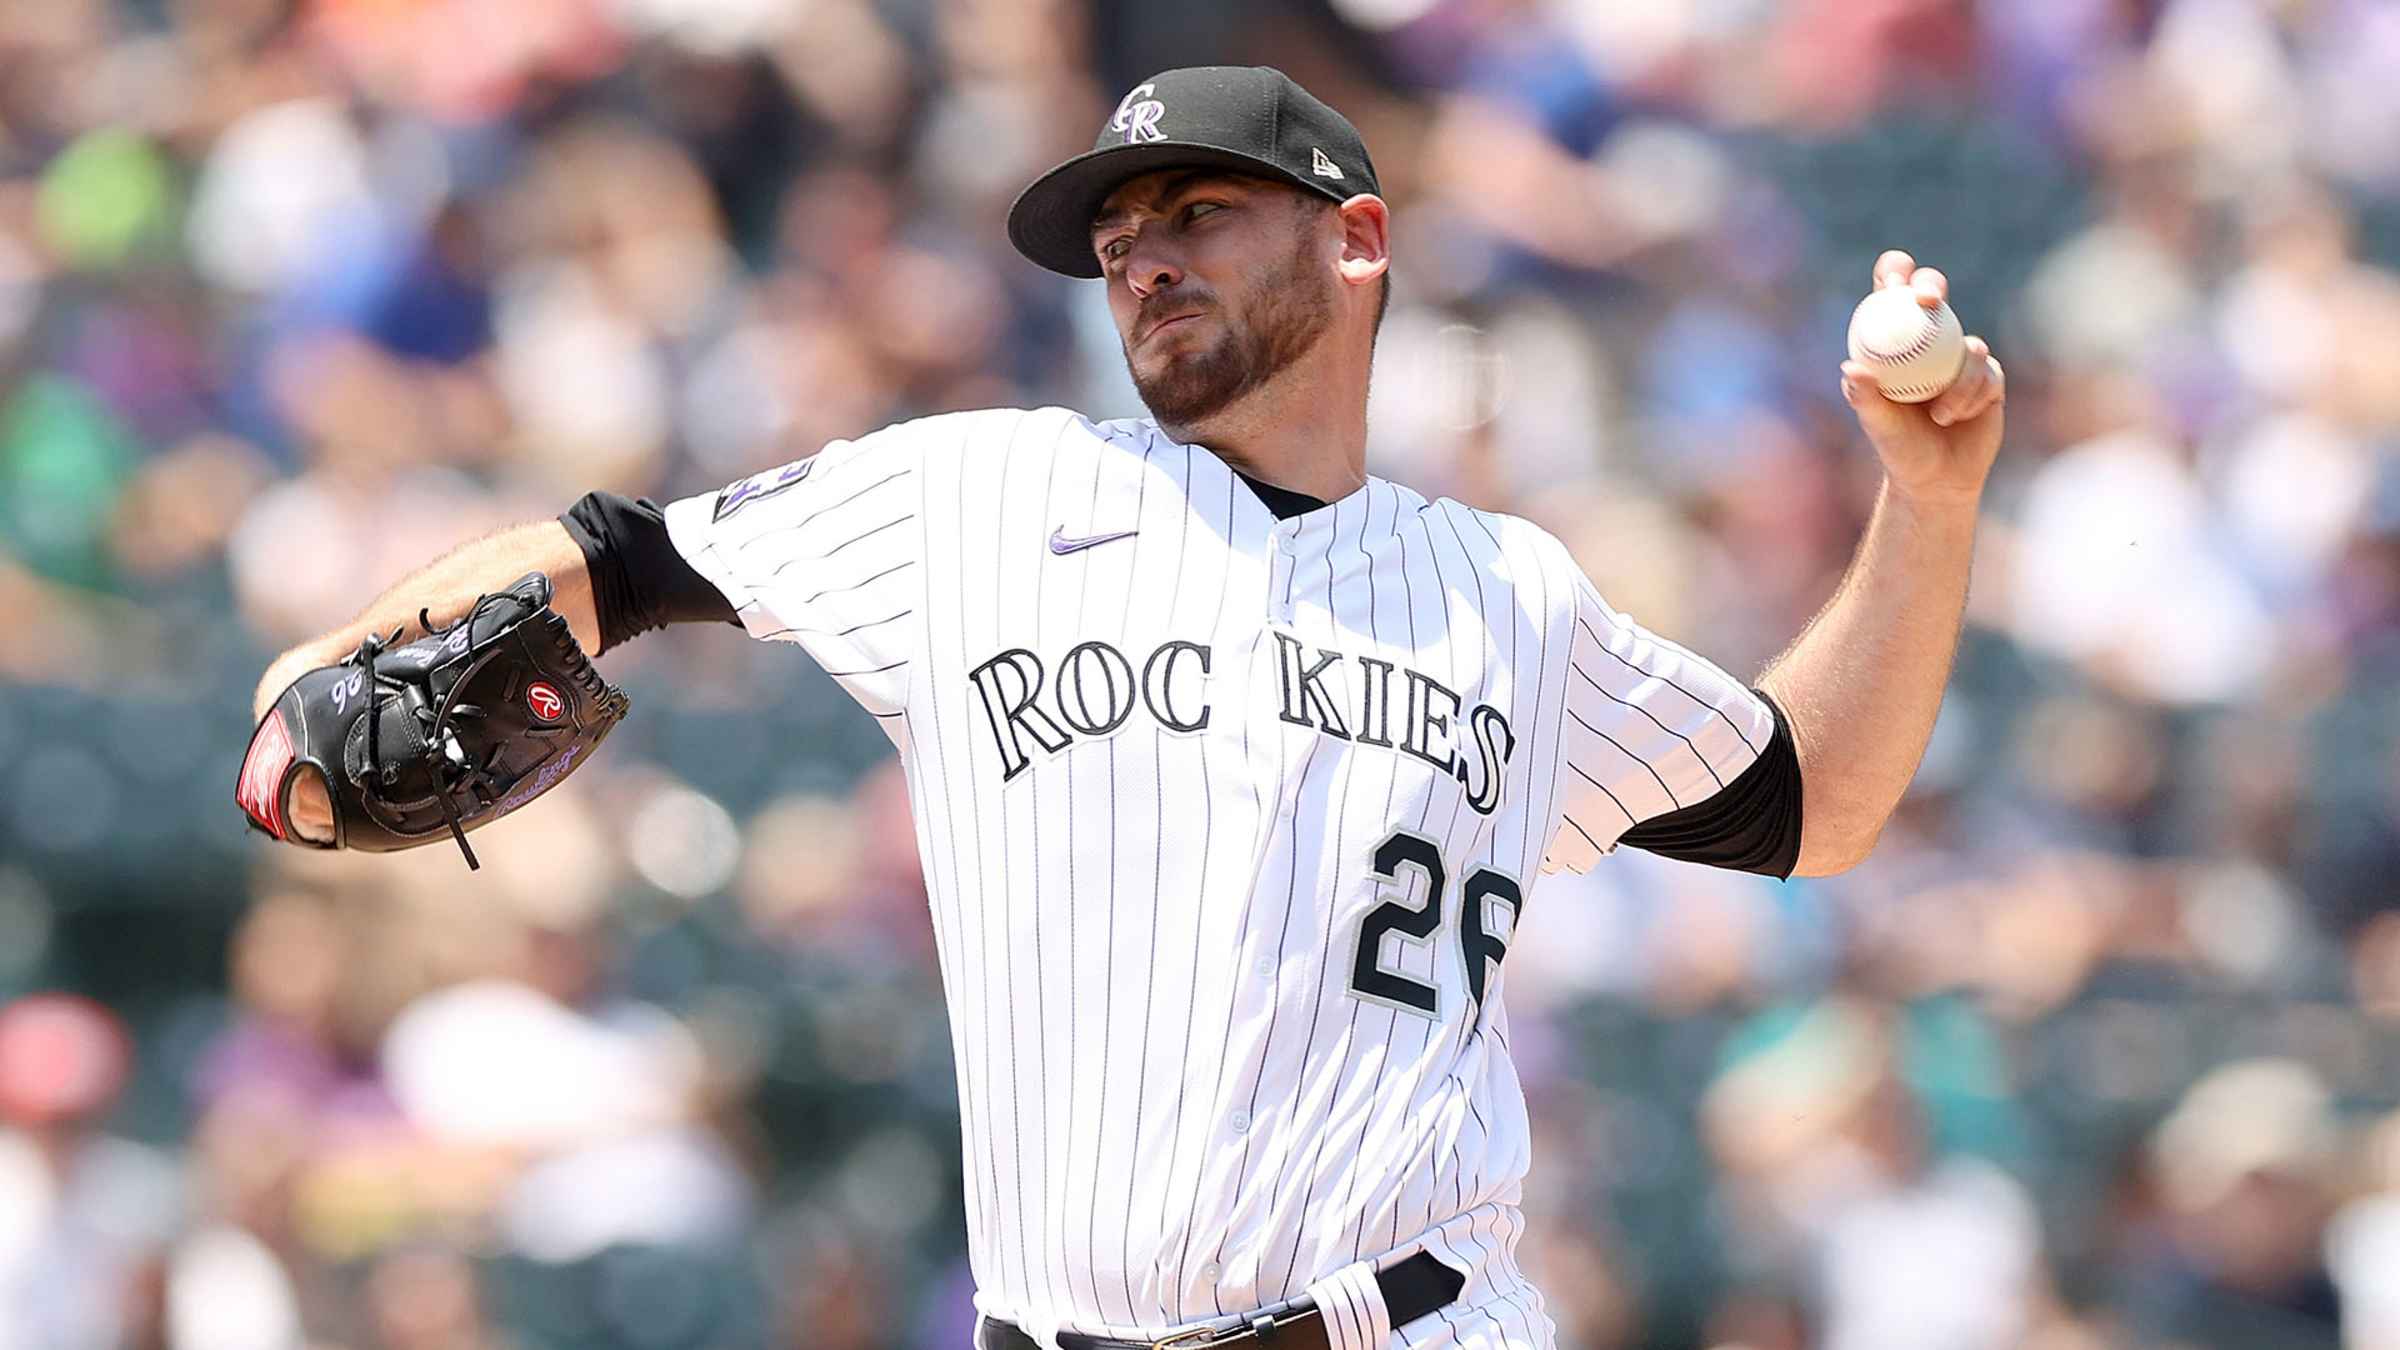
711, 457, 815, 522
662, 424, 945, 716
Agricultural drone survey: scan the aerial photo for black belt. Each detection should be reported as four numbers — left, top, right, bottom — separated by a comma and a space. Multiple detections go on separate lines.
977, 1252, 1465, 1350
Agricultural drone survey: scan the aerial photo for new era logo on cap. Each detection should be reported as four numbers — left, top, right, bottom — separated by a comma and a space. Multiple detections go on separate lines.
1311, 147, 1344, 180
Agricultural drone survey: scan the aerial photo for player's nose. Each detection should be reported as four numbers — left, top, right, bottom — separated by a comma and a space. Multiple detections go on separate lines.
1123, 236, 1184, 299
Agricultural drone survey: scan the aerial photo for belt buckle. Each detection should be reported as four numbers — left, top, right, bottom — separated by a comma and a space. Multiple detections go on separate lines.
1149, 1327, 1222, 1350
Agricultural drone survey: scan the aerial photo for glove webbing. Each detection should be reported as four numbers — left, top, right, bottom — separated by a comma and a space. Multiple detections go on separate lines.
359, 591, 531, 872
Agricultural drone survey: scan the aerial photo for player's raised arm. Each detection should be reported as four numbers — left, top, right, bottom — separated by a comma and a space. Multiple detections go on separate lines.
249, 490, 753, 724
242, 491, 744, 850
251, 520, 597, 724
1756, 250, 2006, 875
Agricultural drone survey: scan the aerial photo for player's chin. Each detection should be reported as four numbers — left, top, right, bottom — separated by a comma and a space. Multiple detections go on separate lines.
1129, 339, 1209, 385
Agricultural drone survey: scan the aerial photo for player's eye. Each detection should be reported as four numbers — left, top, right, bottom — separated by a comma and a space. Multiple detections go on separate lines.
1098, 235, 1133, 264
1185, 201, 1226, 223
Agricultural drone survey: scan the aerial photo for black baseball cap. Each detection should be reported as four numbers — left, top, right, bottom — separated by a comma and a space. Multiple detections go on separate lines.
1008, 66, 1382, 279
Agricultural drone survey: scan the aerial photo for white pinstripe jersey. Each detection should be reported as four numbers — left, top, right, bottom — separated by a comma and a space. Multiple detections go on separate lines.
664, 407, 1774, 1347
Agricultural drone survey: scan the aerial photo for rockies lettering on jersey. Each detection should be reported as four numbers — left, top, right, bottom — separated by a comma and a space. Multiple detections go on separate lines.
662, 408, 1773, 1348
969, 635, 1514, 810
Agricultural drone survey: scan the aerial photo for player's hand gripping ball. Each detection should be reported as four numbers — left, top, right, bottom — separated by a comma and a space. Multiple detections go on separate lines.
1846, 286, 1965, 404
1838, 251, 2006, 504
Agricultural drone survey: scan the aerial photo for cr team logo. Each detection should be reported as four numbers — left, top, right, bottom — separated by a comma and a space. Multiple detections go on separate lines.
1110, 82, 1166, 143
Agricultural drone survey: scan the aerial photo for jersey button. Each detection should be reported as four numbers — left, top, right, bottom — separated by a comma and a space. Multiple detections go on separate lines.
1230, 1109, 1250, 1133
1254, 955, 1274, 978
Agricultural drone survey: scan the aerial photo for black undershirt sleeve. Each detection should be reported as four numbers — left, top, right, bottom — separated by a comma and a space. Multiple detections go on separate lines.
559, 492, 740, 655
1617, 690, 1806, 879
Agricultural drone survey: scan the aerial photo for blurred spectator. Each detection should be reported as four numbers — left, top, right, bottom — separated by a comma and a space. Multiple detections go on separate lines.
2328, 1111, 2400, 1350
2119, 1059, 2346, 1348
1701, 999, 2048, 1350
0, 994, 180, 1348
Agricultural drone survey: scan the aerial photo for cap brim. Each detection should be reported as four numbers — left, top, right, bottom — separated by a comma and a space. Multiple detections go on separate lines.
1007, 141, 1341, 279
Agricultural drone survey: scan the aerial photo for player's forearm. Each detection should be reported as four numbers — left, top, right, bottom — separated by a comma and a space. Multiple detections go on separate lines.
253, 521, 596, 720
1757, 480, 1978, 875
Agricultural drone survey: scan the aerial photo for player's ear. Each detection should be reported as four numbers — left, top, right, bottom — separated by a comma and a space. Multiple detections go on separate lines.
1333, 193, 1390, 293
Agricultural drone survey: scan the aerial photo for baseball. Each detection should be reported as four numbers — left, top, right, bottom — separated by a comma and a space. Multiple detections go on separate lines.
1846, 287, 1966, 404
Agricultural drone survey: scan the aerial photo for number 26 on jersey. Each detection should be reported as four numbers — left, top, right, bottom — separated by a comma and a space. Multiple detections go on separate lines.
1350, 829, 1521, 1019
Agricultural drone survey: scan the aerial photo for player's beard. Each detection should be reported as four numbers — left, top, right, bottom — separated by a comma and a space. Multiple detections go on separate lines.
1126, 227, 1334, 430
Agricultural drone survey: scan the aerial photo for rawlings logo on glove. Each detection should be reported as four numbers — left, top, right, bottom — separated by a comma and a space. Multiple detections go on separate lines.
235, 573, 629, 869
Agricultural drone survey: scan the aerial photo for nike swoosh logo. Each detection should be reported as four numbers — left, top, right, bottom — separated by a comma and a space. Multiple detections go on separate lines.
1049, 526, 1139, 555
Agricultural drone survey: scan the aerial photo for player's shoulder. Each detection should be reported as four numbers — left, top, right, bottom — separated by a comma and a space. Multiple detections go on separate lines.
839, 405, 1041, 456
694, 409, 1045, 527
1408, 493, 1579, 570
848, 405, 1138, 465
867, 404, 1127, 445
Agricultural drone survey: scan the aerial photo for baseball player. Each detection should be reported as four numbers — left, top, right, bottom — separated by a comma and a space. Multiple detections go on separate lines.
243, 67, 2004, 1350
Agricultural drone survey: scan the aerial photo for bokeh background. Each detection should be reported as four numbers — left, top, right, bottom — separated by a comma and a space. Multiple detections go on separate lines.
2, 0, 2398, 1346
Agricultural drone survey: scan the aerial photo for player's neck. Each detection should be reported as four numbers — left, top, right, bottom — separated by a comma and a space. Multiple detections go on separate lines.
1166, 335, 1372, 503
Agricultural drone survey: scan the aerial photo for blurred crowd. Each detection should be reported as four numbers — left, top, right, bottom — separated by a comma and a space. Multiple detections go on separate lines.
2, 0, 2398, 1346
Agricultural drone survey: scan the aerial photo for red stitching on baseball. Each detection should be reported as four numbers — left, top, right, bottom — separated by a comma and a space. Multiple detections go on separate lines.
1857, 302, 1943, 362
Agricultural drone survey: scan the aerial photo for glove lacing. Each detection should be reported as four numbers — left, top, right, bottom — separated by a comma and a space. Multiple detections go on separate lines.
357, 591, 526, 872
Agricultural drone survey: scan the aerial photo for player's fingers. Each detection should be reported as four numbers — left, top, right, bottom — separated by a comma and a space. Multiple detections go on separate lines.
1910, 266, 1948, 308
1927, 336, 1990, 425
1938, 355, 2007, 427
288, 766, 335, 844
1940, 361, 2001, 427
1873, 250, 1916, 290
1840, 360, 1880, 403
1968, 338, 2006, 406
1973, 352, 2006, 414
